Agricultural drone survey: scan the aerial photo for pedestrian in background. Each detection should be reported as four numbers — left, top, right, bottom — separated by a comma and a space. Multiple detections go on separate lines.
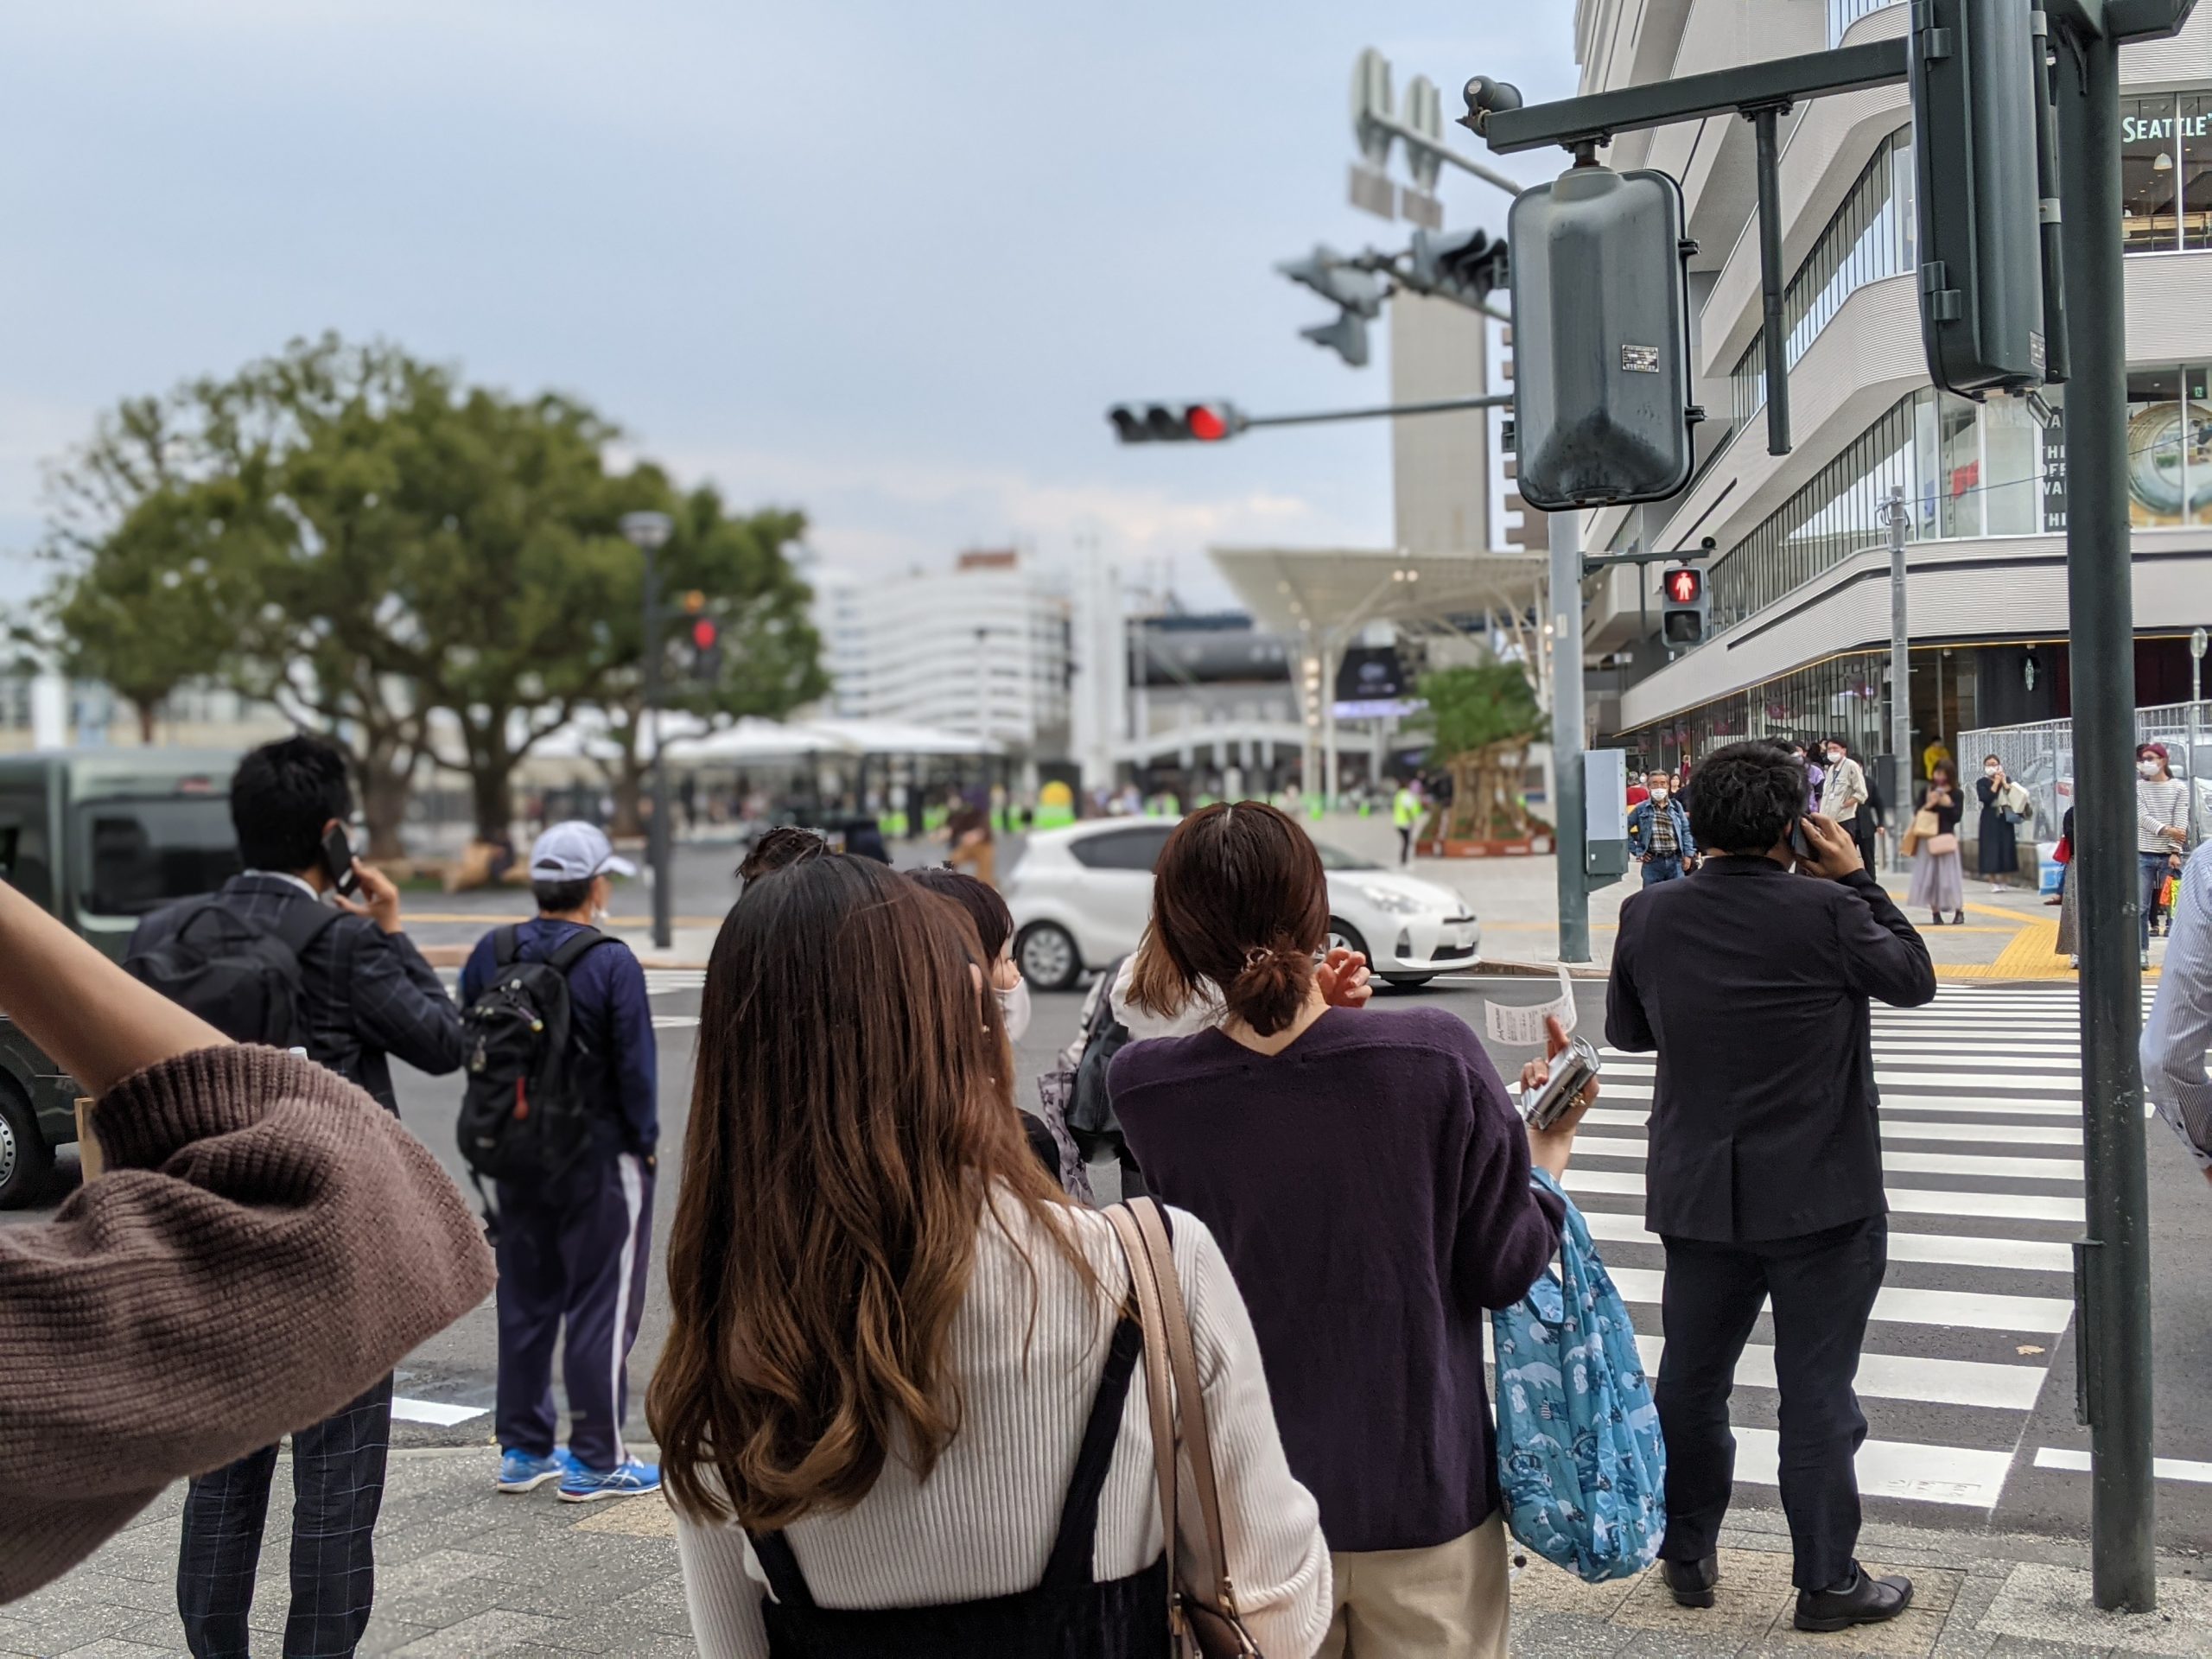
462, 823, 661, 1504
652, 855, 1332, 1655
1392, 776, 1424, 865
1851, 747, 1887, 875
2056, 806, 2082, 966
947, 803, 996, 888
1820, 737, 1867, 843
126, 735, 466, 1659
2139, 742, 2189, 963
2140, 836, 2212, 1187
1111, 802, 1591, 1659
1908, 761, 1966, 926
1976, 754, 2022, 892
1608, 741, 1935, 1633
1628, 769, 1698, 886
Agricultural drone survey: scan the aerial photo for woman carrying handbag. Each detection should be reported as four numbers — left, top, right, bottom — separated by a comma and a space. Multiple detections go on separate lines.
652, 854, 1330, 1658
1909, 761, 1967, 926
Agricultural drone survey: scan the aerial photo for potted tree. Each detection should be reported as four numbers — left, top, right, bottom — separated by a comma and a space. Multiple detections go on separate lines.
1405, 664, 1551, 856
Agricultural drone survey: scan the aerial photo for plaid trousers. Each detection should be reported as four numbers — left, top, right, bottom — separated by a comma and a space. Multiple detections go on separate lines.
176, 1376, 394, 1659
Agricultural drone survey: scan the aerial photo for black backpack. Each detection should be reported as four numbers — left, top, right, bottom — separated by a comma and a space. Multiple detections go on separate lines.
455, 925, 614, 1190
124, 898, 344, 1048
1067, 957, 1135, 1146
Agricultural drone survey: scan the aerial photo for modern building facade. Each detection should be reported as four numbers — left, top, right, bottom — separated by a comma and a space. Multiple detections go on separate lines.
1571, 0, 2212, 779
813, 550, 1072, 765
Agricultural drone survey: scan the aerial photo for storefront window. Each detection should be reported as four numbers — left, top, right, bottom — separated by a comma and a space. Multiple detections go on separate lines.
2189, 365, 2212, 526
2185, 95, 2212, 250
2124, 94, 2183, 251
2127, 366, 2187, 526
1939, 395, 1982, 540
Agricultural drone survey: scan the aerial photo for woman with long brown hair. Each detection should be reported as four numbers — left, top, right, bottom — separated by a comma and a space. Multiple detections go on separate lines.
650, 854, 1329, 1656
1110, 802, 1592, 1659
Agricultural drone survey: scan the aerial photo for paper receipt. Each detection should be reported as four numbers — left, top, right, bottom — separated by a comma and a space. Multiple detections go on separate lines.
1484, 964, 1580, 1046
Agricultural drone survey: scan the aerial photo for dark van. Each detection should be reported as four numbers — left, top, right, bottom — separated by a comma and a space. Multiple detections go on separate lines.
0, 750, 241, 1205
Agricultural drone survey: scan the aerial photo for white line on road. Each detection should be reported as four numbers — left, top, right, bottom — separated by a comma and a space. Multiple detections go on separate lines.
1573, 1207, 2074, 1273
1569, 1135, 2082, 1184
1559, 1166, 2086, 1223
392, 1397, 487, 1427
1603, 1267, 2074, 1334
2032, 1447, 2212, 1484
1731, 1427, 2013, 1509
1631, 1336, 2049, 1413
1575, 1109, 2081, 1147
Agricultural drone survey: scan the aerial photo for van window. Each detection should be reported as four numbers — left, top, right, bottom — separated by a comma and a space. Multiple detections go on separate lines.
0, 793, 53, 910
75, 797, 241, 917
1070, 826, 1174, 872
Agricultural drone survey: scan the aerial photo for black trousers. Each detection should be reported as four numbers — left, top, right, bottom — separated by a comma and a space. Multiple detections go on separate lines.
1655, 1217, 1887, 1592
177, 1376, 394, 1659
1852, 814, 1879, 875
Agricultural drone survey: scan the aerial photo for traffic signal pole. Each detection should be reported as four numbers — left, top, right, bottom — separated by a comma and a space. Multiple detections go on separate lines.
2052, 6, 2157, 1610
1551, 509, 1590, 963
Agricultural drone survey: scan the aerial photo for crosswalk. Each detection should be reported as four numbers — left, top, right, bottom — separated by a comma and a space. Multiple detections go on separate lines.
1556, 982, 2149, 1514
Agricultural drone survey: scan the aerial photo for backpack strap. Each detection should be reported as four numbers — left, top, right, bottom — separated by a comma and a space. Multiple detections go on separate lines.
264, 897, 346, 960
493, 925, 522, 968
545, 926, 616, 975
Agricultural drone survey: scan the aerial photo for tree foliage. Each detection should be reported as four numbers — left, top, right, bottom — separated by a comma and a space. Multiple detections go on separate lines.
1405, 663, 1548, 842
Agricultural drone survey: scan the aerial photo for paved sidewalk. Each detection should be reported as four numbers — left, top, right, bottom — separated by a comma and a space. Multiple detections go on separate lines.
11, 1446, 2209, 1657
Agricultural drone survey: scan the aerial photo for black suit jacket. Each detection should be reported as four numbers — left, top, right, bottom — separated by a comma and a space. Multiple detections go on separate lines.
129, 874, 465, 1113
1605, 856, 1936, 1243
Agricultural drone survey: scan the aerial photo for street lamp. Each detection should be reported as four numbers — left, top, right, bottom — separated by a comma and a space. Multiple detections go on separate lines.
620, 510, 676, 952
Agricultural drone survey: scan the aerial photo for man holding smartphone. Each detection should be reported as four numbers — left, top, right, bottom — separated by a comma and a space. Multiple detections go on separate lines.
1606, 741, 1936, 1636
126, 734, 466, 1659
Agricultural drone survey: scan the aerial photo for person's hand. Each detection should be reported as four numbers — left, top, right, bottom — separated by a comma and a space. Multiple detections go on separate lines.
1795, 813, 1865, 880
1640, 853, 1653, 864
334, 858, 404, 934
2164, 824, 2189, 844
1520, 1014, 1595, 1179
1315, 946, 1372, 1008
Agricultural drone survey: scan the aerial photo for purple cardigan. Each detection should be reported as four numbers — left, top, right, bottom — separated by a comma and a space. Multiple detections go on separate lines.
1110, 1005, 1565, 1553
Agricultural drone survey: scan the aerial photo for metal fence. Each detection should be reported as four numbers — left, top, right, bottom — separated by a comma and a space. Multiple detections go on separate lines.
1960, 701, 2212, 845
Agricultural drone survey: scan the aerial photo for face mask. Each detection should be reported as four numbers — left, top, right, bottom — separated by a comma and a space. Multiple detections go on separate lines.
2141, 760, 2164, 779
1828, 751, 1844, 766
995, 977, 1032, 1042
1986, 765, 2000, 778
1649, 787, 1669, 801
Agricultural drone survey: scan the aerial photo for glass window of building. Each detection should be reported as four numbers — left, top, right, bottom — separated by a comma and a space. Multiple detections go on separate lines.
1939, 396, 1982, 539
2123, 94, 2182, 251
2127, 366, 2187, 526
1982, 396, 2040, 535
2187, 94, 2212, 250
2190, 365, 2212, 527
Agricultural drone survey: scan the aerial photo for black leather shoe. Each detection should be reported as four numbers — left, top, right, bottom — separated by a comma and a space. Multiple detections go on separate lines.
1793, 1567, 1914, 1632
1662, 1555, 1719, 1608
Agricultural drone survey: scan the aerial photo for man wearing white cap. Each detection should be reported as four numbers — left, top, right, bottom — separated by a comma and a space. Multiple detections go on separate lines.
459, 822, 662, 1502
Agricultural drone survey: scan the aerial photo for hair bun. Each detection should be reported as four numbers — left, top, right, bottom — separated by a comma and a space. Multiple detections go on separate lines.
1225, 938, 1313, 1039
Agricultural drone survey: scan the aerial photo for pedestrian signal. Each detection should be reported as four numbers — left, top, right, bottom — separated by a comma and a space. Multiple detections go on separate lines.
690, 617, 722, 683
1661, 564, 1708, 646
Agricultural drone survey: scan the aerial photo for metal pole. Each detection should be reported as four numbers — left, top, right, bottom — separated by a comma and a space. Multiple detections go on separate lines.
1239, 391, 1514, 430
2190, 629, 2206, 849
643, 542, 674, 952
1551, 509, 1589, 963
1888, 486, 1913, 874
2055, 18, 2156, 1611
1751, 104, 1793, 457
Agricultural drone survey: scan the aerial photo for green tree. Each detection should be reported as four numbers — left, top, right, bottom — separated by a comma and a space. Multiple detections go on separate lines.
1404, 663, 1548, 842
582, 482, 827, 833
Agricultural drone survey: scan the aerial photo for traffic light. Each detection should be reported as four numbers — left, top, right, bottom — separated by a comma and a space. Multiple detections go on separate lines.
1278, 245, 1385, 368
1507, 162, 1699, 509
1660, 563, 1709, 647
1909, 0, 2047, 397
690, 615, 722, 683
1107, 402, 1247, 443
1405, 226, 1510, 310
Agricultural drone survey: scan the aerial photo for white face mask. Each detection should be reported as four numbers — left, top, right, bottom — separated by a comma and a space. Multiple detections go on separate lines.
1986, 765, 2001, 778
995, 977, 1032, 1042
1649, 786, 1669, 801
2141, 760, 2164, 779
1828, 751, 1845, 766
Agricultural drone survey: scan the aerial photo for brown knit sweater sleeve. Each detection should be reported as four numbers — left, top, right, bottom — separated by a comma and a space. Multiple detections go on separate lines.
0, 1046, 497, 1603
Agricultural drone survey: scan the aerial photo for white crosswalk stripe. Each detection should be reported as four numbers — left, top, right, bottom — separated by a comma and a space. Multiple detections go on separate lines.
1550, 982, 2105, 1516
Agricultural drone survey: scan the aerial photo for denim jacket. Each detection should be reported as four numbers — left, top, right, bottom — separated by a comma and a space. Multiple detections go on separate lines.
1627, 798, 1697, 861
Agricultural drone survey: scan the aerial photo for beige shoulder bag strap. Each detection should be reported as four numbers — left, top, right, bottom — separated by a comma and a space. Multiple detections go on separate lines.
1104, 1202, 1192, 1653
1111, 1199, 1264, 1658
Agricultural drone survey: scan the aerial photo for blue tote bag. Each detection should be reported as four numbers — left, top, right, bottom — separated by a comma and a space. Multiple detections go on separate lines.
1491, 1168, 1666, 1580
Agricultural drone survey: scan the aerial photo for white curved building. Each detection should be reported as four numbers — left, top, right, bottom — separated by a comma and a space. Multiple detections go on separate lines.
1573, 0, 2212, 772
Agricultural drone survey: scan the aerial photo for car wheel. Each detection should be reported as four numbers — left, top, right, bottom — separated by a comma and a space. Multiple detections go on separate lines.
0, 1082, 54, 1210
1326, 918, 1371, 968
1016, 922, 1083, 992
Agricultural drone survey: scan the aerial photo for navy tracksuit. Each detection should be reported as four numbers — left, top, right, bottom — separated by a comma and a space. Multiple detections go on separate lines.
461, 918, 658, 1474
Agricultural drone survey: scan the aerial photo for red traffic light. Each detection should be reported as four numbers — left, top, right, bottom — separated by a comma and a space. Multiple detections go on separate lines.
1186, 405, 1230, 442
691, 618, 718, 650
1664, 569, 1701, 605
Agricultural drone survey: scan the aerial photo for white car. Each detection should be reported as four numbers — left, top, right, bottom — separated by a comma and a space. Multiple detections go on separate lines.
1004, 818, 1480, 992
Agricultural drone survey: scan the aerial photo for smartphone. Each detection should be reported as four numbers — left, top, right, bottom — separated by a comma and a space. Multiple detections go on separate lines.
321, 823, 359, 898
1789, 817, 1814, 861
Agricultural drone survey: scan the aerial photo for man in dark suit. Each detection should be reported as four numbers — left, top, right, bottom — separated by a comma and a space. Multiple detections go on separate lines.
130, 734, 464, 1659
1607, 740, 1936, 1634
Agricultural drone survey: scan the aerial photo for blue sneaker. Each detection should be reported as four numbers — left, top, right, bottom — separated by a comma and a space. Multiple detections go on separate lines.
557, 1457, 662, 1503
497, 1446, 580, 1493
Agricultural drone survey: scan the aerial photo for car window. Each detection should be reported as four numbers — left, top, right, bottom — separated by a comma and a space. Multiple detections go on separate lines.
1313, 842, 1381, 872
75, 796, 241, 917
1070, 826, 1174, 872
0, 792, 52, 910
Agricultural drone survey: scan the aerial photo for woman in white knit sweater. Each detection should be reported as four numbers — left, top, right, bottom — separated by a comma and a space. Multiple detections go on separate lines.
651, 854, 1332, 1657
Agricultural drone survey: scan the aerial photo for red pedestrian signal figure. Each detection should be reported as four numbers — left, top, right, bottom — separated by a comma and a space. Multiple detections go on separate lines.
1662, 564, 1708, 647
690, 617, 722, 683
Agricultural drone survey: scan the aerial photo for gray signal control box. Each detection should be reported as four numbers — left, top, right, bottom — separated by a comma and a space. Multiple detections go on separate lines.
1509, 164, 1699, 512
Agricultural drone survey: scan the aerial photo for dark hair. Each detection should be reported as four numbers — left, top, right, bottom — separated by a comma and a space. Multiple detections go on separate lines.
906, 868, 1013, 961
739, 824, 827, 884
534, 877, 595, 914
1143, 801, 1327, 1037
231, 734, 352, 874
1685, 741, 1804, 855
648, 855, 1085, 1529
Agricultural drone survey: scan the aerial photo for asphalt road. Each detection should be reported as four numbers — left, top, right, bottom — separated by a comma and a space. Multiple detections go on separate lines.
14, 919, 2211, 1556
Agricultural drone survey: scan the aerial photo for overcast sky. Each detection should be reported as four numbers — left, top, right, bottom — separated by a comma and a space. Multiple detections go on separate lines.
0, 1, 1579, 612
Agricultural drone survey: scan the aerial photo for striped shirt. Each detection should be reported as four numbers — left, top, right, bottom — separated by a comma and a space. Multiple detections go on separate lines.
2139, 775, 2190, 855
671, 1199, 1332, 1658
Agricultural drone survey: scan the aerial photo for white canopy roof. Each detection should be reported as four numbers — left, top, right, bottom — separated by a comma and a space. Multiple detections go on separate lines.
1208, 544, 1548, 642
